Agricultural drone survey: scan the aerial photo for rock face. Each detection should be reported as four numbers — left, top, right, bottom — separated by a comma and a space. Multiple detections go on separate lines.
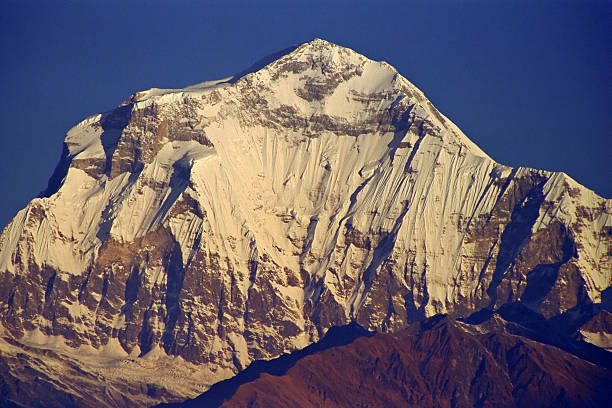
0, 39, 610, 406
579, 310, 612, 351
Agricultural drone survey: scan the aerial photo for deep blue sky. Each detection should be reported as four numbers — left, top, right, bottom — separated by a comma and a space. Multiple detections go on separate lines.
1, 0, 610, 229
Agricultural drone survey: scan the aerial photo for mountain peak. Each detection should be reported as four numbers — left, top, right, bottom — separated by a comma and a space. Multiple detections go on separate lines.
263, 37, 377, 75
306, 37, 333, 45
123, 39, 494, 161
293, 37, 356, 56
123, 39, 359, 105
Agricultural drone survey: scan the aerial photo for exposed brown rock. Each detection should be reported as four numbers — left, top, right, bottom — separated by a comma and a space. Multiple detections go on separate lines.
171, 316, 609, 408
581, 310, 612, 333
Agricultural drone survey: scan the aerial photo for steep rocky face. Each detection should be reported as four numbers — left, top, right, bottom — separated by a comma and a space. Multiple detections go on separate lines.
0, 39, 610, 406
579, 310, 612, 351
175, 316, 609, 408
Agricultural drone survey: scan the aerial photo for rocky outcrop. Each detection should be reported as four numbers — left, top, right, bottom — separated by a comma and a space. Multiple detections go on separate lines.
0, 39, 610, 406
579, 310, 612, 351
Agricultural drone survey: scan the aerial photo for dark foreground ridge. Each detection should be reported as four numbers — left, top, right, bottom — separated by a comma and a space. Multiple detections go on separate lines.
158, 322, 373, 408
162, 315, 610, 408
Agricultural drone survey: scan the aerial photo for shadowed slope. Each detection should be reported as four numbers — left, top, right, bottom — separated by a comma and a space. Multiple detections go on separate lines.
168, 316, 609, 408
158, 322, 373, 408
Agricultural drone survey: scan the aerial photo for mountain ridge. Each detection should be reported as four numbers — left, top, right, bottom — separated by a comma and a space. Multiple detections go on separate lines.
164, 315, 609, 408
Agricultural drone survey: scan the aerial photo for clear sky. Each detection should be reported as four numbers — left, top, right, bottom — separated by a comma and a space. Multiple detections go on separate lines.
1, 0, 610, 229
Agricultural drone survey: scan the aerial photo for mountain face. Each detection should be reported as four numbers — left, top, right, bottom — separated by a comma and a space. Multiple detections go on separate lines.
0, 39, 610, 406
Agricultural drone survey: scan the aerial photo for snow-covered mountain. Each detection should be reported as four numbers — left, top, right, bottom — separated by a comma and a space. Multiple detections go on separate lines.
0, 39, 610, 407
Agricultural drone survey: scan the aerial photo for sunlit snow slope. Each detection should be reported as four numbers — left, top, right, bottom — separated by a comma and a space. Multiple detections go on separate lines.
0, 39, 610, 407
